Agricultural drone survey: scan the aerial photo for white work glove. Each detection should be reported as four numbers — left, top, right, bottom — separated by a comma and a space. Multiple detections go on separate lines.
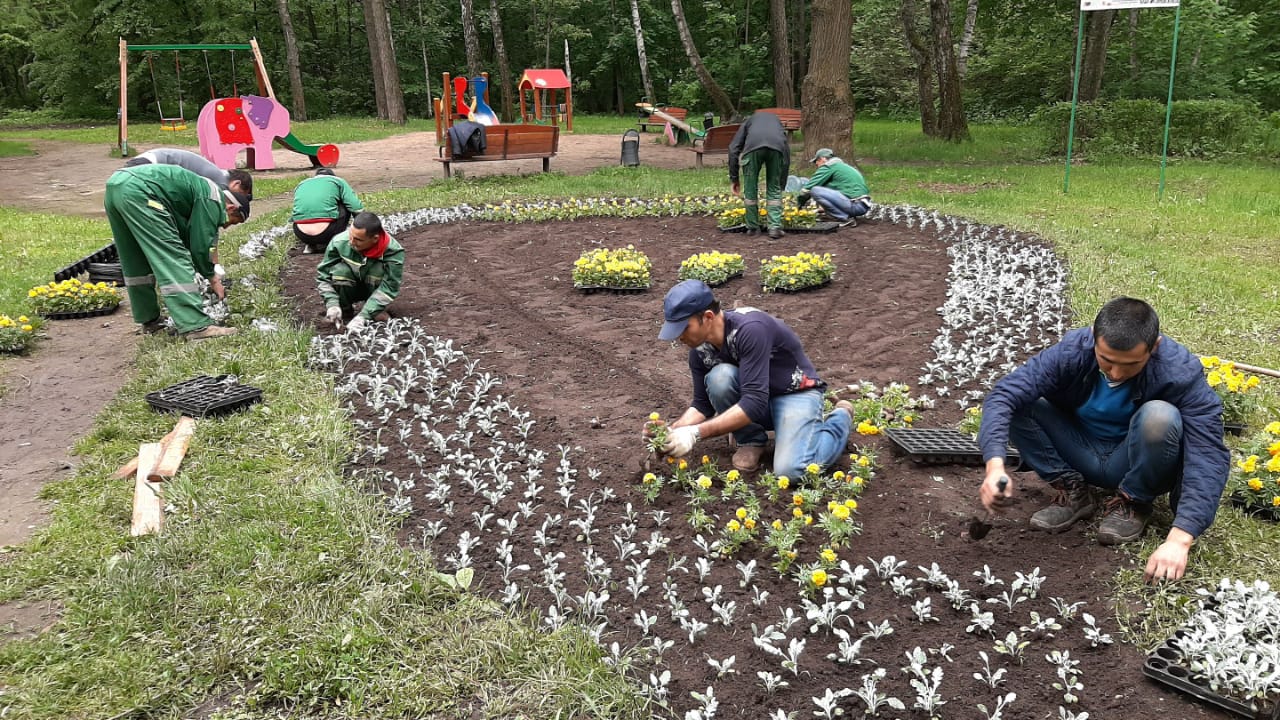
346, 314, 369, 334
663, 425, 701, 458
325, 306, 344, 329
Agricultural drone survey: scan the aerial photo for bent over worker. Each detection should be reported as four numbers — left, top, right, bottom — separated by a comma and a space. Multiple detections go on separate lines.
104, 163, 248, 339
728, 111, 791, 239
291, 168, 364, 254
315, 212, 404, 334
652, 279, 853, 478
123, 147, 254, 200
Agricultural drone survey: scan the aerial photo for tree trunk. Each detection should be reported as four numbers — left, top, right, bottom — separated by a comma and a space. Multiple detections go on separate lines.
793, 0, 808, 97
769, 0, 794, 107
1128, 9, 1139, 83
900, 0, 939, 137
929, 0, 969, 141
418, 0, 433, 117
629, 0, 656, 102
958, 0, 978, 80
361, 0, 387, 119
671, 0, 736, 120
366, 0, 404, 123
275, 0, 308, 121
459, 0, 483, 77
800, 0, 854, 162
1079, 9, 1116, 102
488, 0, 514, 122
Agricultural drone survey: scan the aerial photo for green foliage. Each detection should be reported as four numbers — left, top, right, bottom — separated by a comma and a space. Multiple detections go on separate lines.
1034, 99, 1267, 158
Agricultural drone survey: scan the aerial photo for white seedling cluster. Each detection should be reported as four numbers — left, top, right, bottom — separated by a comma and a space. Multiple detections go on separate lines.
1172, 579, 1280, 708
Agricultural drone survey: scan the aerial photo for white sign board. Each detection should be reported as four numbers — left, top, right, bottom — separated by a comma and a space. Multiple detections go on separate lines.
1081, 0, 1178, 9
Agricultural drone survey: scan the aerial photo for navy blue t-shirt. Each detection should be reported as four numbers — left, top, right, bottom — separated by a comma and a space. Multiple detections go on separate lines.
1076, 373, 1136, 441
688, 308, 825, 424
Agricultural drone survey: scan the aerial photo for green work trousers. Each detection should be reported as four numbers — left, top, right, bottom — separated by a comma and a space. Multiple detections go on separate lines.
740, 148, 784, 230
104, 177, 212, 334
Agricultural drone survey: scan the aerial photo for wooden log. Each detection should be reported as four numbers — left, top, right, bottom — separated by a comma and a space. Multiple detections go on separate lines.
147, 416, 197, 483
130, 443, 164, 537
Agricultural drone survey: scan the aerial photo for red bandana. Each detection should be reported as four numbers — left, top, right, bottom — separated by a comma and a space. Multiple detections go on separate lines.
359, 231, 390, 259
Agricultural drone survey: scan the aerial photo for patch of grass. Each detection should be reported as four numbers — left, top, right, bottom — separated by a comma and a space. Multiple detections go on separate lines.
0, 139, 33, 157
0, 209, 111, 320
855, 118, 1046, 164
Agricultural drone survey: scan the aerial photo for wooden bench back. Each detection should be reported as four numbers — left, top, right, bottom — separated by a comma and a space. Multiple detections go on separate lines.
758, 107, 802, 130
443, 124, 559, 160
700, 124, 740, 153
640, 106, 688, 128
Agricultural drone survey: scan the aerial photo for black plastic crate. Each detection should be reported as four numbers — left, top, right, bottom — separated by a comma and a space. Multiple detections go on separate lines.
766, 279, 833, 294
884, 427, 1020, 466
53, 243, 118, 282
145, 375, 263, 417
573, 285, 650, 295
1143, 634, 1276, 720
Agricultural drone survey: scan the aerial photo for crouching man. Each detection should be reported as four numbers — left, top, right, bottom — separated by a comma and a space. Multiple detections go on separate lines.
315, 212, 404, 334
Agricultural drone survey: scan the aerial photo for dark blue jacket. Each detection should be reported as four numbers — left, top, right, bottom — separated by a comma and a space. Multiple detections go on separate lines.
979, 327, 1228, 538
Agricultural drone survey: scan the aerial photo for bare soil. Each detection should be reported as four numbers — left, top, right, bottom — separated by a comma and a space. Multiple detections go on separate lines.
281, 215, 1230, 720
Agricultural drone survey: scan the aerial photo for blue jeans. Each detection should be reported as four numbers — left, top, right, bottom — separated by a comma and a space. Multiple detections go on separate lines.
1009, 398, 1184, 505
809, 186, 870, 222
704, 364, 852, 478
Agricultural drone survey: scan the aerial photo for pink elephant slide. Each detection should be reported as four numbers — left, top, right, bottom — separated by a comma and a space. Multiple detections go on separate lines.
198, 95, 291, 170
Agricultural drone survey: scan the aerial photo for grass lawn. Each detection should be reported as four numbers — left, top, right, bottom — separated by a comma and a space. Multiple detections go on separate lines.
0, 118, 1278, 717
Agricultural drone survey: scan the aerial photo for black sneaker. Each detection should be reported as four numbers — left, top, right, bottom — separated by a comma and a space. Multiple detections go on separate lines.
1097, 493, 1151, 545
767, 227, 784, 240
1029, 472, 1096, 533
745, 228, 760, 237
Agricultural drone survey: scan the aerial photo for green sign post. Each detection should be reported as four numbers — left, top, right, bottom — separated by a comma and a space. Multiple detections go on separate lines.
1063, 0, 1184, 198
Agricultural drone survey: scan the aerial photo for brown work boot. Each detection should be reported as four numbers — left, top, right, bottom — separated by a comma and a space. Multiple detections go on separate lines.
185, 325, 238, 341
745, 227, 760, 237
1029, 472, 1096, 533
1097, 493, 1151, 545
732, 445, 766, 472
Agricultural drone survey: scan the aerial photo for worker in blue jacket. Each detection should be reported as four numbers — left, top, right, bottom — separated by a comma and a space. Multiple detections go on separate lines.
978, 297, 1228, 583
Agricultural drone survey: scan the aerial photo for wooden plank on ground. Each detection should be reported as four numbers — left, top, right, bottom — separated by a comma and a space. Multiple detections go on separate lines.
131, 443, 164, 537
147, 416, 197, 482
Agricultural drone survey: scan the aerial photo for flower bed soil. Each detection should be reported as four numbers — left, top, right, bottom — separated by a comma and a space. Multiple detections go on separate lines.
281, 214, 1229, 720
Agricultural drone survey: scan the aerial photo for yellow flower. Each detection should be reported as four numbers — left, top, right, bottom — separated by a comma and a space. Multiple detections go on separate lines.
1269, 441, 1280, 457
1207, 371, 1222, 387
27, 289, 36, 297
21, 325, 32, 332
1267, 455, 1280, 474
17, 316, 27, 323
852, 477, 864, 487
811, 569, 828, 587
857, 456, 871, 467
1200, 355, 1219, 368
806, 463, 821, 476
844, 498, 857, 509
793, 507, 804, 518
832, 505, 851, 520
736, 507, 748, 520
701, 455, 710, 465
1240, 455, 1259, 474
1248, 478, 1265, 491
697, 475, 712, 489
744, 517, 756, 530
1266, 422, 1280, 435
778, 477, 790, 490
786, 550, 797, 559
642, 472, 657, 484
727, 519, 741, 532
1273, 496, 1280, 507
772, 519, 783, 530
726, 470, 740, 482
792, 493, 805, 506
804, 514, 813, 525
679, 459, 689, 470
821, 548, 837, 564
832, 470, 846, 482
857, 420, 881, 436
904, 414, 914, 423
649, 412, 661, 421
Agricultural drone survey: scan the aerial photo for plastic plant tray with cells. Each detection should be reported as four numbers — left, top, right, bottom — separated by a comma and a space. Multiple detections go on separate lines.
145, 375, 263, 418
884, 427, 1020, 467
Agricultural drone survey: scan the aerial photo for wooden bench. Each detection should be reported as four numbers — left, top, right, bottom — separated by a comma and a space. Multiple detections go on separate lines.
435, 124, 559, 178
638, 106, 688, 133
758, 107, 803, 137
689, 123, 740, 168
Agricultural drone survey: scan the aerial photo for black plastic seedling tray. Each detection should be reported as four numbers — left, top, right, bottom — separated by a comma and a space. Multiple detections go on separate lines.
1143, 633, 1277, 720
145, 375, 263, 417
40, 305, 120, 321
884, 427, 1020, 466
767, 279, 833, 294
700, 271, 743, 288
53, 243, 118, 282
573, 285, 650, 295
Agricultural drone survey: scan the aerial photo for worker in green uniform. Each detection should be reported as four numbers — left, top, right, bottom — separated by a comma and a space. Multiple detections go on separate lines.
796, 148, 872, 227
291, 168, 365, 254
104, 163, 249, 339
727, 111, 791, 239
315, 212, 404, 334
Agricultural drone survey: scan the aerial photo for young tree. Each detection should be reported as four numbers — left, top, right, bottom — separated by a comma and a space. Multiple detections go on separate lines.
769, 0, 794, 107
958, 0, 979, 79
275, 0, 307, 121
800, 0, 854, 159
670, 0, 736, 119
489, 0, 514, 121
361, 0, 388, 119
629, 0, 656, 103
929, 0, 969, 141
900, 0, 939, 137
460, 0, 483, 76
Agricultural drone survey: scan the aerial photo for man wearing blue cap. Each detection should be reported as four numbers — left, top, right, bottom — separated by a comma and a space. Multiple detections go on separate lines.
654, 279, 854, 475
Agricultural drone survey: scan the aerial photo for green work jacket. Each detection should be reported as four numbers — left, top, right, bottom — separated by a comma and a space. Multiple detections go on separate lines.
291, 176, 364, 222
315, 231, 405, 319
803, 158, 870, 200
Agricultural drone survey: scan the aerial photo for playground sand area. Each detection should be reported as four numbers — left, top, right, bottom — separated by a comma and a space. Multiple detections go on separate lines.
279, 214, 1230, 720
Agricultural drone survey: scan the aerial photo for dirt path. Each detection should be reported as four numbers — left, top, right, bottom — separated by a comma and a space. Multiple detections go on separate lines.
0, 132, 706, 218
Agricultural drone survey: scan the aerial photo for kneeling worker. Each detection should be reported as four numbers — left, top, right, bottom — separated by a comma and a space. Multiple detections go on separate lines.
653, 279, 853, 477
291, 168, 364, 254
798, 148, 871, 227
315, 212, 404, 334
104, 163, 249, 339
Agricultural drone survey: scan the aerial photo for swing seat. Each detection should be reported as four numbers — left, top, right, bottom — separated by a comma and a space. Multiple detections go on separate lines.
160, 117, 187, 132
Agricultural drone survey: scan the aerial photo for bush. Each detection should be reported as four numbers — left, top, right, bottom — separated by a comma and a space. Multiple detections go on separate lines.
1033, 99, 1267, 158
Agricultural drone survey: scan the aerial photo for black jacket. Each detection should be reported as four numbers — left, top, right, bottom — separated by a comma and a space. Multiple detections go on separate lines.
727, 112, 790, 185
448, 121, 487, 157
